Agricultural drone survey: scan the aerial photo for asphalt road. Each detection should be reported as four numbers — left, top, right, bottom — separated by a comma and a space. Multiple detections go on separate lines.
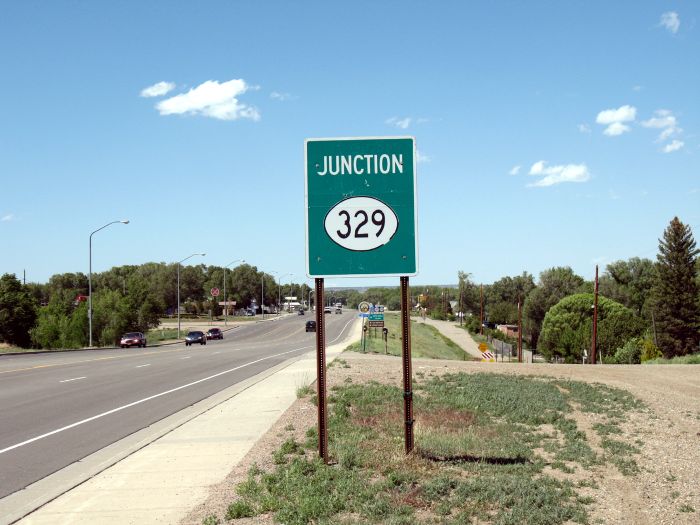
0, 312, 355, 500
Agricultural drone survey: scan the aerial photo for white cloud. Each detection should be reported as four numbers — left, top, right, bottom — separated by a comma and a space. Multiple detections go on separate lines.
642, 109, 682, 142
603, 122, 631, 136
663, 140, 684, 153
416, 150, 430, 163
596, 105, 636, 136
527, 160, 591, 187
578, 124, 591, 133
386, 117, 412, 129
529, 160, 546, 175
660, 11, 680, 34
270, 91, 295, 101
155, 79, 260, 121
1, 214, 14, 222
508, 165, 521, 175
596, 105, 636, 125
642, 109, 676, 129
633, 85, 643, 92
140, 81, 175, 98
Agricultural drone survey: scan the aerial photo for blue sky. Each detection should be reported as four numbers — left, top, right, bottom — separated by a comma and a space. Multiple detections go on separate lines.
1, 1, 698, 288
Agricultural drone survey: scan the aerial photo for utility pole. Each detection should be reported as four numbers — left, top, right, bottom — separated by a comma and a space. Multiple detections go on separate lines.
458, 281, 463, 326
518, 298, 523, 363
591, 265, 599, 364
480, 284, 484, 335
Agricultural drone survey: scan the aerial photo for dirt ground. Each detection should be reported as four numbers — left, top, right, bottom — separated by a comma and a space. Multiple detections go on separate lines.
183, 354, 700, 525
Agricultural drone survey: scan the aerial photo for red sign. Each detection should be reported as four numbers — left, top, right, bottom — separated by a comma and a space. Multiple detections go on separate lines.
210, 287, 220, 297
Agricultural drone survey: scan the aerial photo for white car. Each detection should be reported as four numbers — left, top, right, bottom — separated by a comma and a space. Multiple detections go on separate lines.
323, 306, 332, 314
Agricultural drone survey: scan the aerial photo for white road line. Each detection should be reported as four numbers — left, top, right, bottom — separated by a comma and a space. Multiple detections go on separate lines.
136, 364, 151, 368
180, 356, 192, 360
0, 317, 356, 456
211, 352, 221, 355
59, 377, 86, 383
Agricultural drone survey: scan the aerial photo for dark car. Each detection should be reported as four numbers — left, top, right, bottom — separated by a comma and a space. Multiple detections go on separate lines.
206, 328, 223, 340
185, 331, 207, 346
305, 320, 316, 332
297, 309, 305, 315
120, 332, 146, 348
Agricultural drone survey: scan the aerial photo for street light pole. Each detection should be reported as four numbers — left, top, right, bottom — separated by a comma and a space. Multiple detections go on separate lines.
261, 273, 265, 319
223, 259, 244, 326
177, 253, 206, 338
89, 219, 129, 347
272, 272, 291, 313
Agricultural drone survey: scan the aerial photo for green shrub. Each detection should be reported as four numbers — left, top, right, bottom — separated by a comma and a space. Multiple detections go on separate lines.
610, 338, 642, 364
640, 339, 663, 362
226, 501, 255, 519
539, 294, 645, 362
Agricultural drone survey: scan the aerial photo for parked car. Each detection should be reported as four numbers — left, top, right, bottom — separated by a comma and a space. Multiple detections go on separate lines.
206, 328, 223, 340
245, 310, 255, 316
297, 309, 305, 316
120, 332, 146, 348
305, 320, 316, 332
335, 306, 342, 314
185, 331, 207, 346
323, 306, 332, 314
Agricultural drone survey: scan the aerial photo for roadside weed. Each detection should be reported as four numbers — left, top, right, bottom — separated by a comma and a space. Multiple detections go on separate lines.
224, 373, 644, 524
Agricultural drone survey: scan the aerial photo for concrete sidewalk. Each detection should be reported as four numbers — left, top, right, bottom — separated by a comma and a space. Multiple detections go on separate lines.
9, 319, 361, 525
417, 317, 483, 359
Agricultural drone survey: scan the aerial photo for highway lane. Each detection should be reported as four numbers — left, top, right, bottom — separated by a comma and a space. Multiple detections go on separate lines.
0, 312, 356, 500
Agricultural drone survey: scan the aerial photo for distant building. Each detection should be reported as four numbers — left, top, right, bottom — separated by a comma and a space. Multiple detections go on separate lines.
497, 324, 519, 338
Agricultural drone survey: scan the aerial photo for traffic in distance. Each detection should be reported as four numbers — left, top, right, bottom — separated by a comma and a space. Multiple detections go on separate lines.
115, 305, 343, 348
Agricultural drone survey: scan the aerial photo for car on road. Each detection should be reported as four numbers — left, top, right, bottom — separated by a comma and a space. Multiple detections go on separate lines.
323, 306, 332, 314
120, 332, 146, 348
297, 309, 305, 315
305, 320, 316, 332
206, 328, 223, 340
185, 331, 207, 346
335, 306, 342, 314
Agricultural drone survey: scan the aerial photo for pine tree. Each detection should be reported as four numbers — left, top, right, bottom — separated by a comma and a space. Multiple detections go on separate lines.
651, 217, 700, 357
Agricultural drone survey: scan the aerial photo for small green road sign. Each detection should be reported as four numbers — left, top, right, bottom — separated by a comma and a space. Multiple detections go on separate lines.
305, 136, 418, 277
369, 313, 384, 322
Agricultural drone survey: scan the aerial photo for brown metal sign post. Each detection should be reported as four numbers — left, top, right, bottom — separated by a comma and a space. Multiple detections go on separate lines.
315, 278, 328, 463
400, 276, 414, 454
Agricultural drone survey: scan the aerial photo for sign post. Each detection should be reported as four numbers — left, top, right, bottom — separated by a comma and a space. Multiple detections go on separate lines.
306, 136, 418, 459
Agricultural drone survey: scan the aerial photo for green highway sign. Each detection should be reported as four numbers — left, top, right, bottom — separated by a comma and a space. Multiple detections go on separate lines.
305, 137, 418, 277
369, 313, 384, 321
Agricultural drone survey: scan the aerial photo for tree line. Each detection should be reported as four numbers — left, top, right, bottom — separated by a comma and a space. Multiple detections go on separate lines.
453, 217, 699, 362
0, 263, 311, 349
1, 217, 698, 358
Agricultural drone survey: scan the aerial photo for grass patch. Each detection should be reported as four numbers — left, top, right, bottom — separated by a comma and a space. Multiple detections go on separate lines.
220, 373, 644, 524
145, 327, 181, 343
346, 313, 467, 360
296, 384, 315, 398
642, 353, 700, 365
